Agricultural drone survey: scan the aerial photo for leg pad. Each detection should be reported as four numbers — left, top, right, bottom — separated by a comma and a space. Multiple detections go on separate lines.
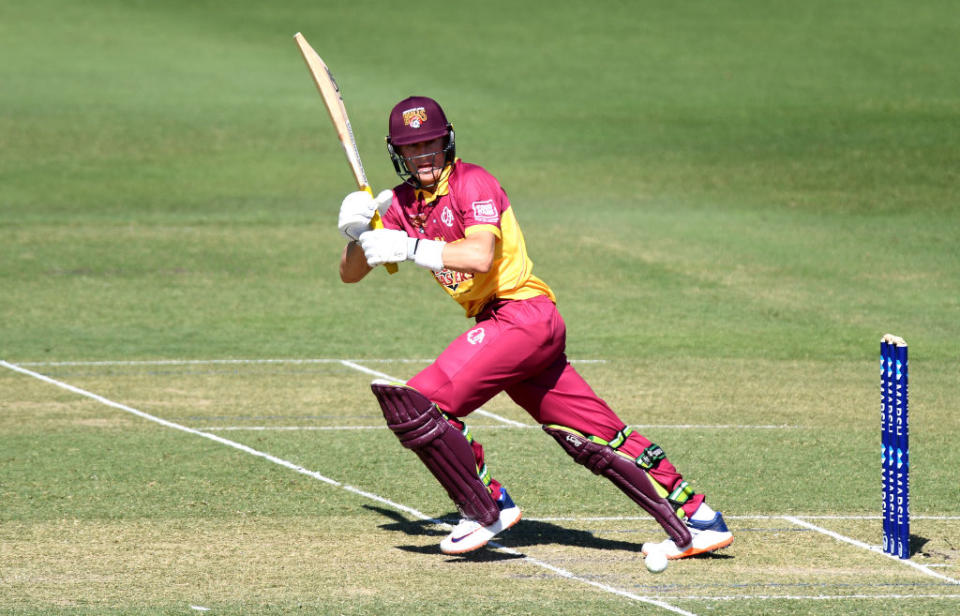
372, 381, 498, 526
543, 425, 692, 549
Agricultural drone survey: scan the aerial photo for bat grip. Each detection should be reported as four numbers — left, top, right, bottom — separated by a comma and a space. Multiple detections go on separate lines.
362, 186, 398, 274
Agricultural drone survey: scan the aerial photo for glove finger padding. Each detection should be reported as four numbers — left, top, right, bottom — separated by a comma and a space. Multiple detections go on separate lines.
358, 229, 410, 267
338, 190, 377, 241
373, 189, 394, 217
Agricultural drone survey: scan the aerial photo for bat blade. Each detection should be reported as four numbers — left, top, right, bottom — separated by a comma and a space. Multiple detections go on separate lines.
294, 32, 396, 273
293, 32, 368, 188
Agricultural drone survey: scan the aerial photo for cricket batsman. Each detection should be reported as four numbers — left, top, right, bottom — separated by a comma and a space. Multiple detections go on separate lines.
337, 96, 733, 559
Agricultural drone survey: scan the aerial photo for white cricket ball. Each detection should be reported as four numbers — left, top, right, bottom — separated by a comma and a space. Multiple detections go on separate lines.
644, 549, 668, 574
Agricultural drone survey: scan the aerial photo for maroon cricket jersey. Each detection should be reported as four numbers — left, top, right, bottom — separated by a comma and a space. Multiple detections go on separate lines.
380, 160, 555, 317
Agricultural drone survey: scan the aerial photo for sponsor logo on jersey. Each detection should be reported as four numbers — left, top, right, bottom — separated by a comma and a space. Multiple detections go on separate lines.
402, 107, 428, 129
471, 199, 499, 223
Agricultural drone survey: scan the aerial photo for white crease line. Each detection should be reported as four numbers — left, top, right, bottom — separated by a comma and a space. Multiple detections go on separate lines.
338, 359, 402, 380
1, 361, 340, 488
13, 357, 608, 367
11, 356, 788, 433
783, 516, 960, 585
674, 594, 960, 601
204, 425, 391, 431
632, 424, 796, 430
339, 360, 529, 428
0, 360, 694, 616
773, 515, 960, 521
17, 358, 353, 366
11, 358, 957, 608
199, 423, 794, 432
530, 514, 960, 522
490, 545, 698, 616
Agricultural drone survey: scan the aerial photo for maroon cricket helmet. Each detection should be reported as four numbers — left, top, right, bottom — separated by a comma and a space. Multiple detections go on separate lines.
386, 96, 456, 188
387, 96, 452, 145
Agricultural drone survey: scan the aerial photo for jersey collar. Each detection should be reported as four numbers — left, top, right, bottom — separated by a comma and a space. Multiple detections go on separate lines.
415, 158, 459, 202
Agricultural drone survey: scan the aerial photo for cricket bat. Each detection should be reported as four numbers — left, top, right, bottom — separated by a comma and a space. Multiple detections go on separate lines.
293, 32, 397, 273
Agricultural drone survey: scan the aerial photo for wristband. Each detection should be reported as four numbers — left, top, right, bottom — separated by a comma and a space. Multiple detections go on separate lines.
406, 236, 445, 271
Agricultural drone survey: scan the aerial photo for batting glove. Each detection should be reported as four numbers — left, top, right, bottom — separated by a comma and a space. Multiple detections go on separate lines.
338, 189, 393, 241
358, 229, 445, 271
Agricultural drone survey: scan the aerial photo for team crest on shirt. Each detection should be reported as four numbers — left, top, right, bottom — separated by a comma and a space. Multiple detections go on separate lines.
467, 327, 485, 345
440, 206, 454, 227
471, 199, 499, 223
402, 107, 428, 129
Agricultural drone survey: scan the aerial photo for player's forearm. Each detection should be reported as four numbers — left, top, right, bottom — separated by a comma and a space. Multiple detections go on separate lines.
340, 241, 372, 283
440, 238, 494, 274
354, 229, 495, 274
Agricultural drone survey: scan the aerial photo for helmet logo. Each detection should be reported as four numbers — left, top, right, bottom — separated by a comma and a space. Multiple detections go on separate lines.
402, 107, 428, 129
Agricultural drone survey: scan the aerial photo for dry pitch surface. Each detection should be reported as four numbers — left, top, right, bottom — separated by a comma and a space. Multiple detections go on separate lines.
2, 358, 958, 615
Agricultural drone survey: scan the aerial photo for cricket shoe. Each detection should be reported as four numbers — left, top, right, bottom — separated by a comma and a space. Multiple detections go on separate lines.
439, 488, 522, 555
641, 511, 733, 560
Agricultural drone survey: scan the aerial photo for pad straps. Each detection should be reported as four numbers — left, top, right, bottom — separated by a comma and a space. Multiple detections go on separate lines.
668, 481, 695, 512
586, 425, 633, 450
443, 411, 492, 490
542, 424, 692, 549
373, 381, 499, 526
553, 424, 695, 515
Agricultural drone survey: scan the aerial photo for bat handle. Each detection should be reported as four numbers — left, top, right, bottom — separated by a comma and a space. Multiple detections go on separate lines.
361, 185, 398, 274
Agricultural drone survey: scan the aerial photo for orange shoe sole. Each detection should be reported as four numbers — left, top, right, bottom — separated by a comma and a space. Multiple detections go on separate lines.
666, 535, 734, 560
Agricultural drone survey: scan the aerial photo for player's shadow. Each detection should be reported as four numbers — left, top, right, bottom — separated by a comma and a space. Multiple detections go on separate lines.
363, 504, 731, 560
910, 534, 930, 557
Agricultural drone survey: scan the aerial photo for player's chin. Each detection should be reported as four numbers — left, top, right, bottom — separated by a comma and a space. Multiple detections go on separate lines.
417, 168, 441, 186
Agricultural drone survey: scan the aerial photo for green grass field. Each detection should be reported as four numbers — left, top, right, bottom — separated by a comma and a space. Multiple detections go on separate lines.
2, 1, 959, 614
